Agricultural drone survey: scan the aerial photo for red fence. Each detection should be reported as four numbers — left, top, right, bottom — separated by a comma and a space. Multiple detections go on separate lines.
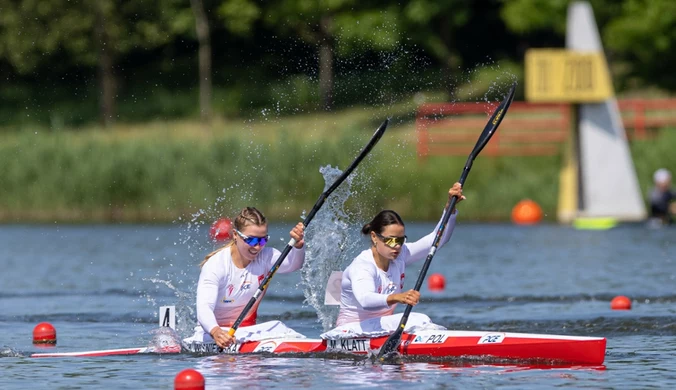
416, 99, 676, 159
618, 99, 676, 139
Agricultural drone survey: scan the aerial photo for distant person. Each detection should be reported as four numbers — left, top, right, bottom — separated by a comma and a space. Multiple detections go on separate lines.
322, 183, 464, 339
648, 168, 675, 226
189, 207, 305, 349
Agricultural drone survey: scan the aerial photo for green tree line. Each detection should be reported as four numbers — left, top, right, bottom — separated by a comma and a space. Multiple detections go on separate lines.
1, 0, 674, 128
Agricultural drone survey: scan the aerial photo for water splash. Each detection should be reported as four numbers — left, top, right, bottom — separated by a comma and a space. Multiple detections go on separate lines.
451, 59, 519, 104
141, 277, 195, 337
142, 185, 259, 338
301, 165, 364, 331
0, 346, 24, 358
145, 327, 183, 354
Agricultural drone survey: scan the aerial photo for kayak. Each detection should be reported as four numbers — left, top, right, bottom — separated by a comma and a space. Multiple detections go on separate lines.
33, 329, 605, 365
182, 329, 606, 365
31, 306, 606, 365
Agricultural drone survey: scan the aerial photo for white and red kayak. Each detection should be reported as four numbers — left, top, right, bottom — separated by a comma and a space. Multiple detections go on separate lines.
183, 329, 606, 365
32, 329, 605, 365
31, 305, 606, 365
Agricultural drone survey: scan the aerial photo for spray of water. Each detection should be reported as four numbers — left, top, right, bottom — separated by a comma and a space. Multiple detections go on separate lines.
140, 184, 259, 337
141, 277, 196, 337
0, 346, 23, 358
146, 326, 183, 353
301, 165, 365, 331
133, 31, 518, 340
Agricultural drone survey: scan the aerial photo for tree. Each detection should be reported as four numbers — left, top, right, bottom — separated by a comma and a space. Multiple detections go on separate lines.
217, 0, 399, 111
0, 0, 187, 126
500, 0, 569, 36
189, 0, 212, 123
399, 0, 473, 94
604, 0, 676, 89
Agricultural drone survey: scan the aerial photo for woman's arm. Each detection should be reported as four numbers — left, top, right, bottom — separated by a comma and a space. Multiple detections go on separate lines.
351, 266, 389, 310
403, 211, 458, 265
272, 222, 306, 273
274, 245, 306, 273
196, 265, 221, 334
404, 183, 464, 265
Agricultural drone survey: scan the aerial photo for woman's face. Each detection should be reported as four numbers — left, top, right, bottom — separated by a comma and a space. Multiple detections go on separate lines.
371, 223, 406, 261
234, 224, 269, 262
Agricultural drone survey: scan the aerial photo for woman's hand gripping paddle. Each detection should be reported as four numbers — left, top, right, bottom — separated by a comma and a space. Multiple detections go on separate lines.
227, 119, 390, 338
377, 83, 517, 360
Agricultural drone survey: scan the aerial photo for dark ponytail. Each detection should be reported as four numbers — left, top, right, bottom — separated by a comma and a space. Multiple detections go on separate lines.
361, 210, 404, 235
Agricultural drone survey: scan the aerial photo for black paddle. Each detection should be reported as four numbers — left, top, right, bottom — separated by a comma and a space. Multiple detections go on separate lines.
377, 83, 517, 359
227, 118, 390, 339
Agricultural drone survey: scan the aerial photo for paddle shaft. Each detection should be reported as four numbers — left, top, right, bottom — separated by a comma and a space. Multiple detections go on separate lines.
228, 119, 389, 336
395, 158, 473, 329
378, 83, 516, 358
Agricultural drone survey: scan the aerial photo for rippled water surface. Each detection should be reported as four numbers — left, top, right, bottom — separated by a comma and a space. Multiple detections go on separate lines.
1, 222, 674, 389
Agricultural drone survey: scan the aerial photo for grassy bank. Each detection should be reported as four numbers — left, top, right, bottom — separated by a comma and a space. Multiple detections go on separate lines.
1, 107, 673, 224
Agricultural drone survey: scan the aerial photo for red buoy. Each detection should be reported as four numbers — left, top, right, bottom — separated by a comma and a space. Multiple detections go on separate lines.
428, 273, 446, 291
33, 322, 57, 345
174, 369, 205, 390
209, 218, 232, 242
511, 199, 543, 225
611, 295, 631, 310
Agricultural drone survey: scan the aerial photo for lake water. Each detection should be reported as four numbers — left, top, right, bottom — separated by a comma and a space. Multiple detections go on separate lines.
1, 221, 674, 389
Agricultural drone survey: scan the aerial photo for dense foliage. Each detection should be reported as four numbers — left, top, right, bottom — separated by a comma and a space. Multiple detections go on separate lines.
1, 0, 673, 128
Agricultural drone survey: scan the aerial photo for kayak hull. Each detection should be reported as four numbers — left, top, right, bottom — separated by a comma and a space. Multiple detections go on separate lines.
31, 330, 605, 365
184, 330, 606, 365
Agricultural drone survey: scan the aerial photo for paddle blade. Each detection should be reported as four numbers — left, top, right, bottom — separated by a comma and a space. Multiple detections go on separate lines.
472, 82, 517, 156
377, 325, 404, 360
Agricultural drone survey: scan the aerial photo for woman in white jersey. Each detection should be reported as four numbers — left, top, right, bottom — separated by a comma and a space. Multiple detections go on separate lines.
335, 183, 463, 328
194, 207, 305, 348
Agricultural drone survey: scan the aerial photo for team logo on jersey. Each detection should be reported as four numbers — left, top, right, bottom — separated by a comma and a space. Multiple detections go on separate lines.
400, 273, 405, 289
240, 280, 252, 291
222, 284, 235, 303
383, 282, 397, 294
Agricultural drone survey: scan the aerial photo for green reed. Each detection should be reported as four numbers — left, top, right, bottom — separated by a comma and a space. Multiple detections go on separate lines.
0, 121, 672, 223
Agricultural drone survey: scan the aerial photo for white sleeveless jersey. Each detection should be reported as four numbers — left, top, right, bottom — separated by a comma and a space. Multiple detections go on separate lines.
196, 245, 305, 334
336, 212, 457, 326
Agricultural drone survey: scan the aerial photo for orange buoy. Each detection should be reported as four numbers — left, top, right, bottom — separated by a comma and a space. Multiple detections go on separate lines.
610, 295, 631, 310
209, 218, 232, 242
174, 368, 205, 390
511, 199, 543, 225
33, 322, 57, 345
428, 273, 446, 291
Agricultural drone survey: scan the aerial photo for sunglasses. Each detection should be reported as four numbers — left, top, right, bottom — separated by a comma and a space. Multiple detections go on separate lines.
375, 232, 407, 248
234, 229, 269, 247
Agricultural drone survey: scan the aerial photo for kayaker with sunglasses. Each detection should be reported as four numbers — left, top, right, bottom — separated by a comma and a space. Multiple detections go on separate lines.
191, 207, 305, 349
332, 183, 464, 330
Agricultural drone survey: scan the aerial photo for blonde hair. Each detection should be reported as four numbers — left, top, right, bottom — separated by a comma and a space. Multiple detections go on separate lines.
199, 207, 267, 268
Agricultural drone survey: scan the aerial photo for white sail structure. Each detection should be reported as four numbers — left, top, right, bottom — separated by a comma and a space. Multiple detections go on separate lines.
564, 1, 646, 221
